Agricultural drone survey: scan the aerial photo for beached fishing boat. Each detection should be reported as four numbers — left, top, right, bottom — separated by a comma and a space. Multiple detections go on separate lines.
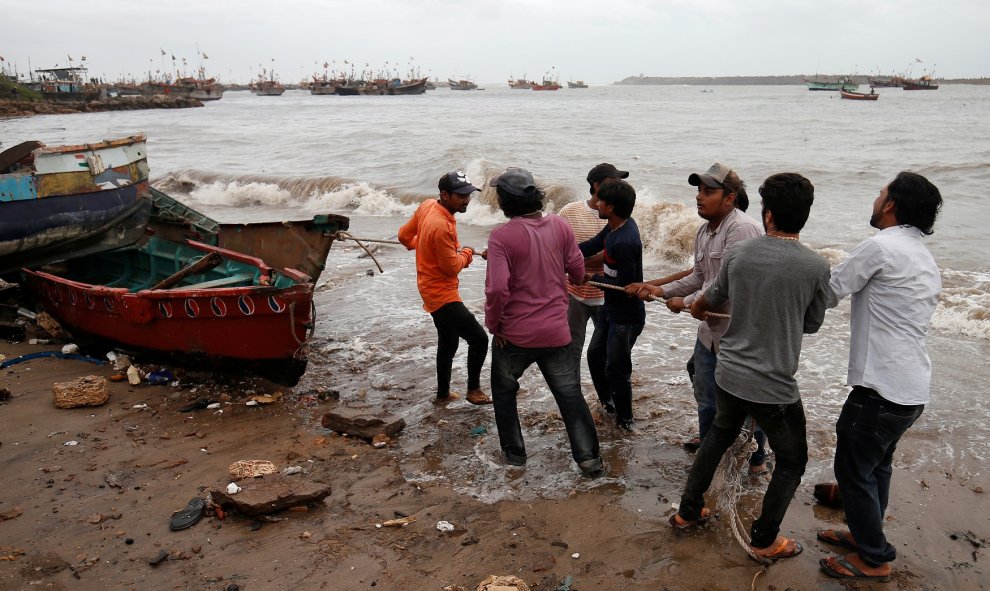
804, 76, 859, 91
147, 187, 349, 283
567, 80, 588, 88
0, 135, 151, 274
841, 89, 878, 101
28, 66, 103, 102
22, 235, 318, 385
902, 76, 939, 90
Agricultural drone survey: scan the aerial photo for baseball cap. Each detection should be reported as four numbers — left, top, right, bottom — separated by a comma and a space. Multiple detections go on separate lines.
439, 170, 480, 195
489, 167, 536, 196
689, 163, 737, 191
586, 163, 629, 185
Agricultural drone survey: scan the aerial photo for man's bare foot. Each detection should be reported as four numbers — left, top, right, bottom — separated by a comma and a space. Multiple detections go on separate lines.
750, 536, 803, 560
465, 389, 492, 405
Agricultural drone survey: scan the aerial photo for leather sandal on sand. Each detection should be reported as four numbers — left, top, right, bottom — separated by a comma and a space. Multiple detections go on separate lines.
669, 507, 711, 530
817, 529, 858, 552
751, 537, 803, 561
465, 390, 493, 405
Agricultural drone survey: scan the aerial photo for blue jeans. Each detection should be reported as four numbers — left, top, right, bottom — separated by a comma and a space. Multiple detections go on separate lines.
566, 295, 600, 384
490, 339, 602, 468
694, 339, 768, 466
679, 384, 808, 549
586, 311, 643, 424
834, 386, 924, 567
430, 302, 488, 398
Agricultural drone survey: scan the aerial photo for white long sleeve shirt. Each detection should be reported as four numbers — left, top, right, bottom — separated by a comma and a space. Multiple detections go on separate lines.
828, 225, 941, 405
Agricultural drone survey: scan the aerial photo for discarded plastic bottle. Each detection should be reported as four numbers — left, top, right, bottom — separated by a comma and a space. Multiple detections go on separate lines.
126, 365, 141, 385
147, 370, 174, 385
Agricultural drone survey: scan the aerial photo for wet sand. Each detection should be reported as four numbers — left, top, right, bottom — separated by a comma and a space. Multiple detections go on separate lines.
2, 325, 987, 590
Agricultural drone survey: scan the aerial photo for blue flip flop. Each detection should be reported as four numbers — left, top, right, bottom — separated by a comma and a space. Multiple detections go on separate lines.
820, 557, 892, 582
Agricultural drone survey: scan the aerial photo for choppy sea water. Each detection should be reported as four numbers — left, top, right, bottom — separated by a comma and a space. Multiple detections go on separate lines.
3, 85, 988, 499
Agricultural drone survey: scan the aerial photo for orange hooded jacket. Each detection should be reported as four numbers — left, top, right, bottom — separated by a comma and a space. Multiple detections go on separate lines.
398, 199, 474, 313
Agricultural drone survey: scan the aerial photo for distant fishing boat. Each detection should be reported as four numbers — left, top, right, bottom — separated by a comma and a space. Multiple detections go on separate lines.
567, 80, 588, 89
448, 78, 478, 90
804, 76, 859, 92
251, 70, 285, 96
840, 89, 879, 101
508, 77, 534, 89
0, 134, 151, 274
335, 77, 428, 95
868, 76, 903, 88
902, 76, 939, 90
28, 66, 102, 102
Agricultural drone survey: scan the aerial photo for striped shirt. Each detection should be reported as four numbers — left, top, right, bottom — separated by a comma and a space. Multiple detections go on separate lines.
558, 200, 607, 303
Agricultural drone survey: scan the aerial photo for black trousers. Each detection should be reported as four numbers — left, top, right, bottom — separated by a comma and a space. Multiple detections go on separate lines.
430, 301, 488, 397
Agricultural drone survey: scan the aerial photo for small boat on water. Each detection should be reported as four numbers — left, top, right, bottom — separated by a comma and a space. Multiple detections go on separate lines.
902, 76, 939, 90
1, 134, 151, 274
508, 77, 534, 89
841, 89, 879, 101
567, 80, 588, 89
804, 76, 859, 92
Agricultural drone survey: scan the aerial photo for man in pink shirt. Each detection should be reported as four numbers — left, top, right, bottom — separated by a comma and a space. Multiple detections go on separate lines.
484, 167, 606, 477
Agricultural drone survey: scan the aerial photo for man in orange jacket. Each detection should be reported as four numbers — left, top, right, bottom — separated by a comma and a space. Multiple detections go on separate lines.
398, 171, 492, 405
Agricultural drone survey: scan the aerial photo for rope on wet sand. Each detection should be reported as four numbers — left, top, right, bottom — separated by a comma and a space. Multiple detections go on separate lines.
586, 280, 730, 319
707, 424, 772, 589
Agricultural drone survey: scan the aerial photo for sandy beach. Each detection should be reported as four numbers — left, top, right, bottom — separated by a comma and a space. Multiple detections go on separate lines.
1, 318, 986, 591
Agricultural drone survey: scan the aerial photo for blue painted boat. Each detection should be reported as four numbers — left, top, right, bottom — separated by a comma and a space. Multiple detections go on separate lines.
0, 134, 151, 274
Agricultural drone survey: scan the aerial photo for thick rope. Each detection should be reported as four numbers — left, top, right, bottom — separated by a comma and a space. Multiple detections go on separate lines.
586, 280, 730, 319
333, 231, 387, 273
707, 421, 773, 588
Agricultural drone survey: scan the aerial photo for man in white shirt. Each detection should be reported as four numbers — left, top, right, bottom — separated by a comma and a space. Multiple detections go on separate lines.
558, 163, 627, 385
818, 172, 943, 582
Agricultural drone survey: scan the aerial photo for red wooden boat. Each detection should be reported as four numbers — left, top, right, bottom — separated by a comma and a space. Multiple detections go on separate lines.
840, 89, 879, 101
22, 235, 318, 385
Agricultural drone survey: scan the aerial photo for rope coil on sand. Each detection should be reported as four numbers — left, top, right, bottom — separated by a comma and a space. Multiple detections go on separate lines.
586, 280, 730, 319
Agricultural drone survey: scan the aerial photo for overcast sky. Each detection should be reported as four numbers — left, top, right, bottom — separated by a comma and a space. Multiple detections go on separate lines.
4, 0, 987, 84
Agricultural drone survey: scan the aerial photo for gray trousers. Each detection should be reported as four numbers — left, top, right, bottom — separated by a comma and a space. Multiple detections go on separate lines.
566, 294, 601, 384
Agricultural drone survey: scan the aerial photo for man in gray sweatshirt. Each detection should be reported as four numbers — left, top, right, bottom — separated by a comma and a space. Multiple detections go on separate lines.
670, 172, 830, 562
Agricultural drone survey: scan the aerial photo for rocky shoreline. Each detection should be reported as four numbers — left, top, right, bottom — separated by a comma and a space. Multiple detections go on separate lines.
0, 96, 204, 118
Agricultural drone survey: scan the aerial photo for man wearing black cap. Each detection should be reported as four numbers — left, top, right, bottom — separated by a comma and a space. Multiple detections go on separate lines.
484, 167, 606, 477
627, 163, 768, 472
558, 163, 628, 384
398, 171, 491, 406
579, 180, 645, 431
